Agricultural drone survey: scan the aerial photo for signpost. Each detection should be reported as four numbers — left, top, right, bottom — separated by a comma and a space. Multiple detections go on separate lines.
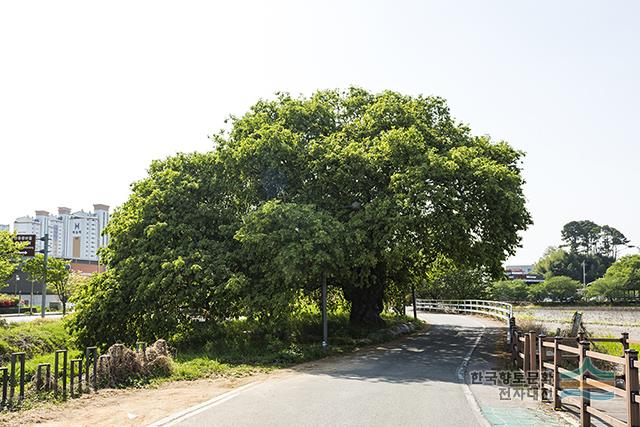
12, 234, 36, 257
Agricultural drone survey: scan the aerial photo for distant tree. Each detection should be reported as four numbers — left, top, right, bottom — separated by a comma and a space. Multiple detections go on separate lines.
534, 246, 614, 283
24, 255, 71, 314
534, 247, 568, 279
561, 220, 601, 254
543, 276, 580, 303
527, 282, 548, 303
604, 255, 640, 292
489, 280, 528, 302
585, 277, 626, 302
599, 226, 631, 258
561, 220, 629, 258
0, 231, 25, 285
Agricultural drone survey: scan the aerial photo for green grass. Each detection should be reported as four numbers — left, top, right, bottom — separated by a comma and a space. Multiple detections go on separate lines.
0, 319, 71, 362
0, 312, 423, 389
591, 339, 640, 357
166, 312, 422, 382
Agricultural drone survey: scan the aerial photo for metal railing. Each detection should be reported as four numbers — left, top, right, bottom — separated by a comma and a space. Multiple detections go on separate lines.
416, 299, 513, 325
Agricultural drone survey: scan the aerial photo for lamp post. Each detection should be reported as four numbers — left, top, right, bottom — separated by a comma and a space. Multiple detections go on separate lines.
321, 272, 328, 351
320, 200, 362, 352
39, 233, 49, 318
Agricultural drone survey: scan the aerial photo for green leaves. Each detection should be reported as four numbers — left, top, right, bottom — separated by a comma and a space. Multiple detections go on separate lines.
71, 88, 531, 342
0, 231, 26, 284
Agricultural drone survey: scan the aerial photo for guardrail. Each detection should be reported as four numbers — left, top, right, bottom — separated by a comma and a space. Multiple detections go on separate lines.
416, 299, 513, 325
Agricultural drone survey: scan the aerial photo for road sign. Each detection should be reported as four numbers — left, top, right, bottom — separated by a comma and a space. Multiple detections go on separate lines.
13, 234, 36, 257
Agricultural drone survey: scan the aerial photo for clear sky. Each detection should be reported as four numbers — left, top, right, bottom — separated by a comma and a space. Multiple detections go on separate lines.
1, 1, 638, 265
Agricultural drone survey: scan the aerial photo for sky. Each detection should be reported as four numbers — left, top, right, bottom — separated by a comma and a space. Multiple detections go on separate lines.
1, 1, 638, 265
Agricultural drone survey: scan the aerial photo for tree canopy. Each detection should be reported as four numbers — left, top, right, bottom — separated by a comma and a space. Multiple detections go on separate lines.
70, 88, 531, 347
561, 220, 629, 258
534, 246, 614, 284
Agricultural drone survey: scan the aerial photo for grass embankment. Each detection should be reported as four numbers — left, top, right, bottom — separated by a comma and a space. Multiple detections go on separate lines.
512, 315, 639, 359
1, 313, 423, 387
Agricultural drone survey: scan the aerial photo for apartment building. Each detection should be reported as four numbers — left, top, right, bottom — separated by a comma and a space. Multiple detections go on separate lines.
13, 204, 110, 261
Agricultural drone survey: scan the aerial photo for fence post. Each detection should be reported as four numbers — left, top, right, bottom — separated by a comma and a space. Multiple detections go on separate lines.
0, 367, 7, 409
509, 318, 517, 359
528, 331, 537, 372
54, 349, 67, 398
538, 334, 546, 401
553, 337, 563, 410
523, 333, 530, 373
622, 332, 630, 353
579, 340, 591, 427
85, 347, 98, 392
624, 349, 639, 427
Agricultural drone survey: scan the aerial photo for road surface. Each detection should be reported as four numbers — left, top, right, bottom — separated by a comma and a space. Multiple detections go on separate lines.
160, 313, 494, 427
1, 313, 63, 323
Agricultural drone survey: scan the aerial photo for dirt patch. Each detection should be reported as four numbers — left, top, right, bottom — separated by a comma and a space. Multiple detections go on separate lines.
0, 372, 282, 427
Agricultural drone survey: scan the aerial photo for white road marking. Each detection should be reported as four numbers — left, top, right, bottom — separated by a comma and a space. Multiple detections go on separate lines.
455, 316, 492, 427
146, 381, 260, 427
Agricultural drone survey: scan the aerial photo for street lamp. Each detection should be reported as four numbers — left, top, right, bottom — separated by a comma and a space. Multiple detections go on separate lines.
39, 233, 49, 318
321, 200, 362, 352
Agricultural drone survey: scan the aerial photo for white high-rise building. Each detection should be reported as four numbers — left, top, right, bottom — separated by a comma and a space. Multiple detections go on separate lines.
13, 204, 110, 261
0, 224, 9, 232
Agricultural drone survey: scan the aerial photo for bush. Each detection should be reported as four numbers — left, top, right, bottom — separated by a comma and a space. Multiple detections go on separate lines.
0, 294, 19, 307
527, 282, 547, 303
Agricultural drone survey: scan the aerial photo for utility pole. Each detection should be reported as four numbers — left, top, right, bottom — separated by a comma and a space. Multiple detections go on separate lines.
581, 260, 586, 289
39, 233, 49, 318
411, 284, 417, 320
321, 272, 328, 352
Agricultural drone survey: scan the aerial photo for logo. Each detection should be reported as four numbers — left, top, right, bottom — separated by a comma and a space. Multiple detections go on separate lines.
560, 357, 614, 400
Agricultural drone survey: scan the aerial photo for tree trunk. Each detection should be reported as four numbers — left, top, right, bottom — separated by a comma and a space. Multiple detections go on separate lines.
344, 281, 386, 328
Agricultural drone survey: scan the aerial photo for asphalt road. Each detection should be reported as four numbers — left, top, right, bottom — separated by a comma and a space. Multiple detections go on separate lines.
1, 313, 63, 323
164, 313, 492, 427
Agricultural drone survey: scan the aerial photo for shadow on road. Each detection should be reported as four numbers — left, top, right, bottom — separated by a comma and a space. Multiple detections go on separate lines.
291, 314, 507, 385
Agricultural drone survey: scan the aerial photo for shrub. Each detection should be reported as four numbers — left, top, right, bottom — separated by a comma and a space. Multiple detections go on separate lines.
527, 282, 548, 303
0, 294, 19, 307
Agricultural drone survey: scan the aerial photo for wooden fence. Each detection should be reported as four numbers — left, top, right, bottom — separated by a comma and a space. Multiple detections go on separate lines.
511, 322, 640, 426
417, 299, 640, 426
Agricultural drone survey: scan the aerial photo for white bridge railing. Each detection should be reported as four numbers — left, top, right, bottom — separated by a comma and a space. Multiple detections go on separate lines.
415, 299, 513, 325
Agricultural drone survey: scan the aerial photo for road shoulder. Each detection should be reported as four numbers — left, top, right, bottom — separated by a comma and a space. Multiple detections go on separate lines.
465, 316, 574, 427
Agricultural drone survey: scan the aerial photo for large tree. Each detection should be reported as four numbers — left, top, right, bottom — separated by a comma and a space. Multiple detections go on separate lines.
70, 89, 530, 346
